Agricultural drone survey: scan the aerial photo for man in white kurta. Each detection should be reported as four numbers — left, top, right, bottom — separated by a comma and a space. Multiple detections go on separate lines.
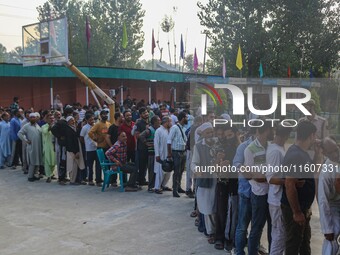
18, 113, 43, 181
318, 137, 340, 255
154, 116, 172, 193
191, 122, 217, 239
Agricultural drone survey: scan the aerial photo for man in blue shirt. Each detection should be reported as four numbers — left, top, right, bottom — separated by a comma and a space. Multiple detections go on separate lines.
9, 109, 23, 169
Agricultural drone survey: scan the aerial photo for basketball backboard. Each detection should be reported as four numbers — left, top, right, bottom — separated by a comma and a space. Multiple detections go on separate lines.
22, 17, 68, 66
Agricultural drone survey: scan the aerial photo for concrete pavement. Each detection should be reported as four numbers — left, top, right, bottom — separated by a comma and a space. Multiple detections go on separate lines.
0, 167, 323, 255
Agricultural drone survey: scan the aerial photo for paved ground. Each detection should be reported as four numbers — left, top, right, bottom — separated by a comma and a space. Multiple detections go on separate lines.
0, 167, 323, 255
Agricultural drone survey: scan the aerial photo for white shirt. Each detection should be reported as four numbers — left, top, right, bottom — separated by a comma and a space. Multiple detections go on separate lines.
244, 138, 269, 196
265, 143, 285, 206
80, 124, 97, 152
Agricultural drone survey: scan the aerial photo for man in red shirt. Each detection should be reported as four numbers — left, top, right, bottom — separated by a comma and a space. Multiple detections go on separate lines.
119, 110, 136, 163
105, 132, 138, 192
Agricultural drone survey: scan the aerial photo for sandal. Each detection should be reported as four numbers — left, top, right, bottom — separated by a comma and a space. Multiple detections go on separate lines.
194, 218, 199, 227
190, 211, 198, 218
214, 240, 224, 250
207, 234, 216, 244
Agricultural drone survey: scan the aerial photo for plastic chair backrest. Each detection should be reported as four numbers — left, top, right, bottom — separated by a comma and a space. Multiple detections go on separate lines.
96, 148, 106, 164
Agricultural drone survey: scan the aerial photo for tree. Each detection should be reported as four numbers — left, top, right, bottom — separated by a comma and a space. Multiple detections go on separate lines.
0, 44, 7, 63
197, 0, 340, 77
36, 0, 145, 68
6, 47, 23, 63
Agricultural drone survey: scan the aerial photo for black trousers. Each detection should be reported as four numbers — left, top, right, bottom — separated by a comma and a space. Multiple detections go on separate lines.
215, 182, 229, 242
138, 149, 148, 184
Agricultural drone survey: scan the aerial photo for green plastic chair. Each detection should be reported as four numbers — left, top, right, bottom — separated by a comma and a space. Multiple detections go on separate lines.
96, 148, 124, 192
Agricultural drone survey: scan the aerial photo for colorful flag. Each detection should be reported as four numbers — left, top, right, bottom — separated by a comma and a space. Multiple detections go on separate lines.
152, 29, 156, 55
287, 65, 291, 78
194, 48, 198, 72
222, 56, 226, 79
180, 34, 184, 59
122, 22, 128, 49
259, 62, 264, 78
86, 16, 91, 49
236, 44, 243, 70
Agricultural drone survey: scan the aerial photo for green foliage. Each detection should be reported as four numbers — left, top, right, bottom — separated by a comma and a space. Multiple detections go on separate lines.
36, 0, 145, 68
197, 0, 340, 77
310, 88, 321, 113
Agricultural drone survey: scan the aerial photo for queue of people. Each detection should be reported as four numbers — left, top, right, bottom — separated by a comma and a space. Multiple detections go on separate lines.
0, 95, 339, 255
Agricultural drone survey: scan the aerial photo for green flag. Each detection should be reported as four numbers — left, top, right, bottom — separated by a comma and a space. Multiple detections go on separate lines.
122, 22, 128, 49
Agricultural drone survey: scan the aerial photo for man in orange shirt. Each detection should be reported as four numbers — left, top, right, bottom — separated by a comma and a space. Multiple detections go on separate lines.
88, 110, 111, 186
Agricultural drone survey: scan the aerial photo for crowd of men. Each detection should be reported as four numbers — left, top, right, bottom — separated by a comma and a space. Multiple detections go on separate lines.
0, 96, 339, 255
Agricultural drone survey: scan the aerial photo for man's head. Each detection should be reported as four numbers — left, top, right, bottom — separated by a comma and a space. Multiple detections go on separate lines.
54, 111, 61, 120
160, 104, 166, 111
25, 110, 32, 119
1, 112, 10, 122
85, 113, 95, 126
194, 115, 203, 127
296, 120, 317, 147
304, 99, 316, 117
206, 111, 216, 123
100, 110, 108, 122
200, 122, 215, 145
161, 116, 172, 129
66, 116, 75, 127
13, 96, 19, 103
139, 107, 149, 120
64, 106, 73, 117
224, 125, 239, 146
256, 120, 274, 141
123, 110, 132, 123
45, 113, 55, 125
322, 137, 340, 163
13, 109, 21, 118
178, 111, 188, 125
118, 131, 127, 144
275, 124, 293, 142
29, 113, 38, 124
114, 112, 123, 124
151, 115, 161, 129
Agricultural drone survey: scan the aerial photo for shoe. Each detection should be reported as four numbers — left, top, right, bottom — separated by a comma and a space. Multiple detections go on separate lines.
178, 188, 185, 193
80, 181, 87, 185
0, 166, 5, 169
214, 240, 224, 250
46, 177, 51, 183
154, 189, 163, 194
161, 186, 172, 191
186, 190, 195, 198
258, 244, 268, 255
39, 174, 44, 178
147, 188, 154, 193
59, 181, 66, 185
111, 182, 118, 188
51, 175, 57, 180
125, 186, 138, 192
33, 176, 40, 181
65, 178, 70, 182
96, 182, 102, 187
11, 166, 16, 169
28, 178, 35, 182
133, 185, 143, 190
173, 192, 180, 198
88, 181, 95, 186
23, 171, 28, 174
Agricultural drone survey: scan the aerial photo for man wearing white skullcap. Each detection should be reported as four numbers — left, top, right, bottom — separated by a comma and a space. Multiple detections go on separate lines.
18, 112, 43, 182
191, 122, 217, 244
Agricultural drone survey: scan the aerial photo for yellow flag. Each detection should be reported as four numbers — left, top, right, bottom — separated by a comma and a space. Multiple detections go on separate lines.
122, 22, 128, 49
236, 44, 243, 70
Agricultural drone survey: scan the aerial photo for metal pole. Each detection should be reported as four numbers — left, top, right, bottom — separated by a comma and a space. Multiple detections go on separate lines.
203, 33, 208, 73
86, 85, 89, 106
174, 86, 177, 107
50, 79, 53, 109
121, 85, 124, 106
149, 85, 151, 105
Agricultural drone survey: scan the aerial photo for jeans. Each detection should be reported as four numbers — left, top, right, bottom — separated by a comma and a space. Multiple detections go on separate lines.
147, 155, 155, 189
86, 151, 101, 182
172, 150, 186, 192
235, 193, 252, 255
138, 149, 148, 184
248, 192, 271, 255
282, 204, 312, 255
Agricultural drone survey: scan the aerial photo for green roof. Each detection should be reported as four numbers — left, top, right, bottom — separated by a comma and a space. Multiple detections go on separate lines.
0, 63, 188, 83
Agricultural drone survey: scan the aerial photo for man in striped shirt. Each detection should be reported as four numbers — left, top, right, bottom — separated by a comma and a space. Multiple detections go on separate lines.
167, 111, 188, 197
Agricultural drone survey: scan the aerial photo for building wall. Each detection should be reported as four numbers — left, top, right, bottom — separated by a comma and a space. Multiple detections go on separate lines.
0, 77, 189, 110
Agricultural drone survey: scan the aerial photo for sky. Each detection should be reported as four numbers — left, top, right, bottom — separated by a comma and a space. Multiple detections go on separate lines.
0, 0, 209, 63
